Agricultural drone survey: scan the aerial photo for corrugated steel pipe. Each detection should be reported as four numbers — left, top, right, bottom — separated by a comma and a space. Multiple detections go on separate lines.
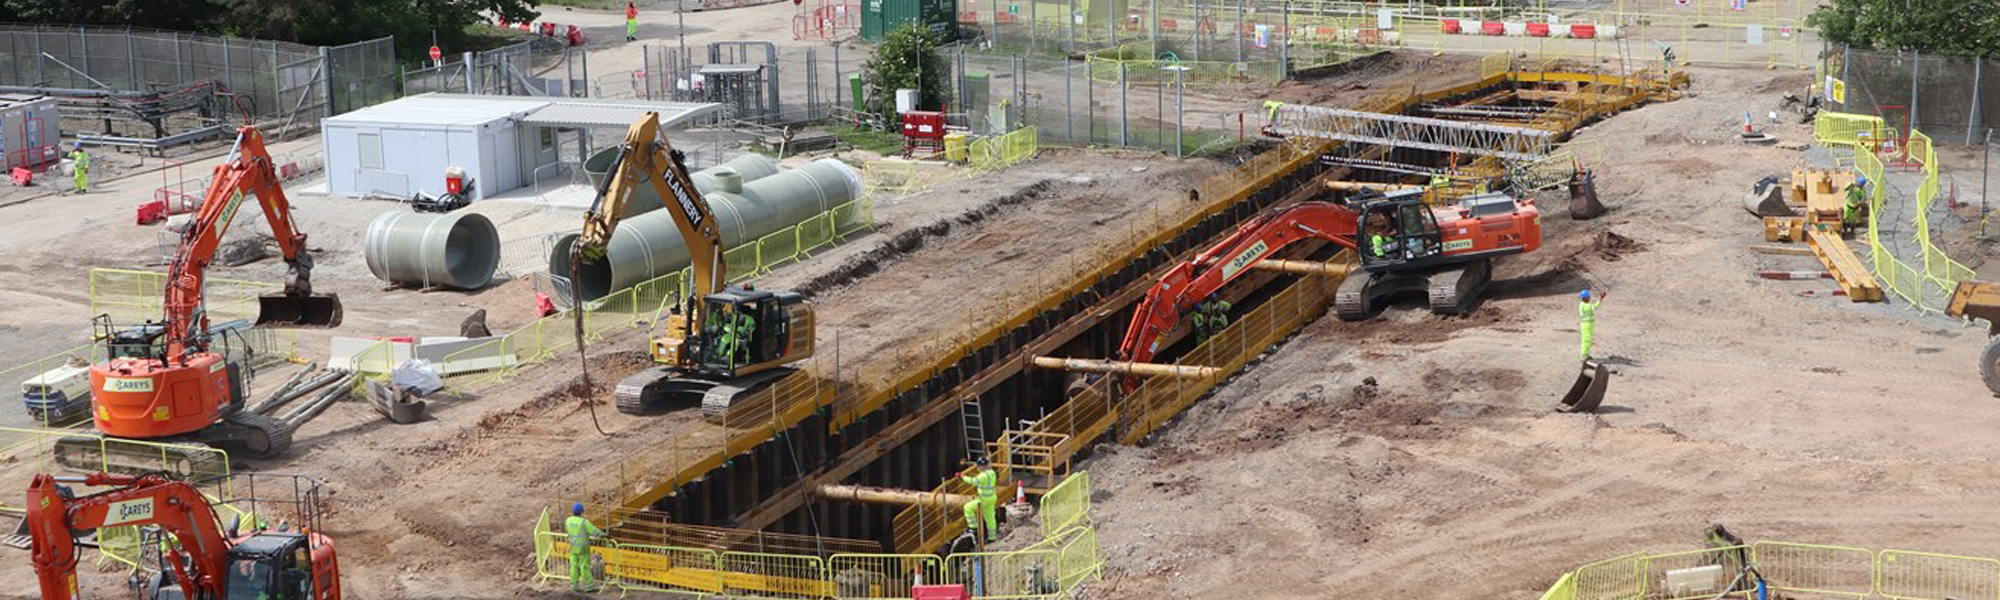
362, 211, 502, 290
584, 150, 780, 217
549, 158, 862, 301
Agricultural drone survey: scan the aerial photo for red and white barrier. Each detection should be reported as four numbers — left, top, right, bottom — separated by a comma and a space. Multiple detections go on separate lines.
1440, 18, 1618, 39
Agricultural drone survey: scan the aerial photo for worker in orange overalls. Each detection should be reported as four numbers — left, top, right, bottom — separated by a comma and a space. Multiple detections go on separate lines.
626, 1, 639, 41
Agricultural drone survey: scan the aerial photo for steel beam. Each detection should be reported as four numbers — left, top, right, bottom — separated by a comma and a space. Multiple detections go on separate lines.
1270, 103, 1555, 161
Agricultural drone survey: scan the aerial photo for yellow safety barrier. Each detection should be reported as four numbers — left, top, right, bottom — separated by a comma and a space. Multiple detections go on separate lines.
1878, 550, 2000, 600
1053, 525, 1102, 594
1038, 470, 1090, 539
946, 549, 1061, 599
609, 543, 725, 594
722, 551, 832, 598
1814, 115, 1978, 313
88, 268, 283, 324
969, 127, 1039, 172
828, 554, 943, 599
1751, 541, 1874, 599
1544, 541, 2000, 600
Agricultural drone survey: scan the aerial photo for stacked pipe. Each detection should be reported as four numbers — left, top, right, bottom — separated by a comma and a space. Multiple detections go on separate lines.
585, 153, 783, 217
276, 371, 355, 430
549, 156, 863, 301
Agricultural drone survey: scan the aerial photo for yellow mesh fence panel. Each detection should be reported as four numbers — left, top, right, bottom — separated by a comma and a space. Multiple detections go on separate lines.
1750, 541, 1874, 599
1639, 546, 1754, 600
1055, 526, 1103, 594
946, 549, 1062, 599
1878, 550, 2000, 600
722, 551, 831, 599
1540, 572, 1580, 600
1038, 471, 1090, 539
608, 543, 725, 595
828, 554, 942, 599
1573, 553, 1647, 600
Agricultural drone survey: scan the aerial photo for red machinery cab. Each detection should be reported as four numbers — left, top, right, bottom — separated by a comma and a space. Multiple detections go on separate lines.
1353, 190, 1540, 272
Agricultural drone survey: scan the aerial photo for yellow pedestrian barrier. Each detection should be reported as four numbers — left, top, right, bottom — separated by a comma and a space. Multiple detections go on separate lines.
1571, 552, 1647, 600
607, 543, 725, 595
947, 549, 1061, 599
1750, 541, 1874, 599
1038, 470, 1091, 539
1878, 550, 2000, 600
722, 551, 832, 598
828, 554, 942, 599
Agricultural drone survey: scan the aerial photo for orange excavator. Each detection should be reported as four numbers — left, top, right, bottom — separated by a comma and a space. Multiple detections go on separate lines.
1120, 188, 1541, 364
28, 472, 342, 600
70, 126, 341, 467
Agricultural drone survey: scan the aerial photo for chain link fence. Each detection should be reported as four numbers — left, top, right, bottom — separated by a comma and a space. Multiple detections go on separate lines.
0, 23, 394, 139
1828, 44, 2000, 147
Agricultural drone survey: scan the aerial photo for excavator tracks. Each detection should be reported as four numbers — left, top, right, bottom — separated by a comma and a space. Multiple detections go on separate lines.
52, 435, 227, 480
699, 368, 799, 424
1426, 259, 1492, 315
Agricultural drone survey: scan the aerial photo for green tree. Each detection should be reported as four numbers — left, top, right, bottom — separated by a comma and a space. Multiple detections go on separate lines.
858, 24, 953, 128
0, 0, 222, 32
0, 0, 539, 61
1809, 0, 2000, 57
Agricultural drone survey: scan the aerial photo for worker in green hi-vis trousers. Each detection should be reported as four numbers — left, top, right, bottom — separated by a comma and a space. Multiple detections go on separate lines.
1579, 289, 1605, 362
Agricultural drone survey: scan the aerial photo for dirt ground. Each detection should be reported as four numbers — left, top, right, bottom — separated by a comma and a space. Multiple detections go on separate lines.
0, 138, 1218, 596
1080, 64, 2000, 600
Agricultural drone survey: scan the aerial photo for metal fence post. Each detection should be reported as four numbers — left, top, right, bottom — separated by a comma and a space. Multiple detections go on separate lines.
1281, 0, 1290, 75
125, 31, 137, 91
1066, 61, 1074, 142
1118, 61, 1127, 147
1910, 49, 1920, 131
1067, 0, 1077, 52
1174, 67, 1184, 158
1235, 0, 1244, 62
1969, 60, 1982, 145
463, 51, 476, 93
319, 46, 335, 119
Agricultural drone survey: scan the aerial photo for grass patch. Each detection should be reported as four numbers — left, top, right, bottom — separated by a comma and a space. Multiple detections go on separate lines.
832, 127, 907, 155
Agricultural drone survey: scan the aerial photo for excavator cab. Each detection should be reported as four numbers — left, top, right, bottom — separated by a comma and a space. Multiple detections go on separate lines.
695, 287, 810, 378
1355, 194, 1445, 271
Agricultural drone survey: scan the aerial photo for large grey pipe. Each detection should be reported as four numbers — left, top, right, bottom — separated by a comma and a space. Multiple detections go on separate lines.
550, 158, 862, 301
363, 212, 502, 290
584, 151, 781, 217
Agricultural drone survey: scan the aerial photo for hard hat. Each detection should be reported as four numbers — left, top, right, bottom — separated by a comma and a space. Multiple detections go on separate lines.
1854, 173, 1868, 186
976, 456, 991, 467
1579, 290, 1591, 300
572, 502, 585, 515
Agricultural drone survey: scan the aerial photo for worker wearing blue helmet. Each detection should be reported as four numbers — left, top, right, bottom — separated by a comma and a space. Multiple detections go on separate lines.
1579, 289, 1605, 362
564, 502, 606, 592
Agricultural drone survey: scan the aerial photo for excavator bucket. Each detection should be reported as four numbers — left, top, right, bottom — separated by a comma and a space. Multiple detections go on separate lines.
1569, 169, 1606, 220
256, 292, 343, 327
1556, 361, 1610, 413
1743, 179, 1795, 217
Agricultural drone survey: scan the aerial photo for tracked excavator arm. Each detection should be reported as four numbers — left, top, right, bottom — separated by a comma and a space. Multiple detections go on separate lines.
29, 473, 232, 600
1119, 202, 1360, 365
577, 111, 726, 311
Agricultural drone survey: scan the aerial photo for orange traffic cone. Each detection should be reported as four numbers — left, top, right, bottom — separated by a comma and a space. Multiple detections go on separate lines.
1013, 481, 1028, 505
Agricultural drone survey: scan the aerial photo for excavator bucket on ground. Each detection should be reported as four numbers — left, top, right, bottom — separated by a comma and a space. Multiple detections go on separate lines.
1557, 361, 1609, 413
1743, 178, 1794, 217
256, 292, 344, 327
1569, 168, 1606, 220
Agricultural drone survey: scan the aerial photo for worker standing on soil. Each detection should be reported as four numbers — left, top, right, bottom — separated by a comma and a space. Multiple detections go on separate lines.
565, 502, 607, 592
958, 457, 1000, 542
67, 143, 89, 193
1579, 289, 1605, 362
626, 1, 640, 41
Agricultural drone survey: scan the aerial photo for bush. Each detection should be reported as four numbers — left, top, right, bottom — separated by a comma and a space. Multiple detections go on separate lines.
859, 24, 954, 128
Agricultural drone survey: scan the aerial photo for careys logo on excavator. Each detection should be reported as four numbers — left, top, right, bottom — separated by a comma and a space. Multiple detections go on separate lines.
1220, 240, 1272, 281
104, 498, 155, 525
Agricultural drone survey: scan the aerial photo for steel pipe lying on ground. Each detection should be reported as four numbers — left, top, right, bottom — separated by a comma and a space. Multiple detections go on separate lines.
1030, 356, 1221, 379
585, 151, 781, 216
363, 211, 502, 290
550, 158, 863, 301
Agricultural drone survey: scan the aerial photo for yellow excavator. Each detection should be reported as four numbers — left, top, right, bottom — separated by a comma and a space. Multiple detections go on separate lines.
1946, 281, 2000, 396
572, 112, 816, 420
